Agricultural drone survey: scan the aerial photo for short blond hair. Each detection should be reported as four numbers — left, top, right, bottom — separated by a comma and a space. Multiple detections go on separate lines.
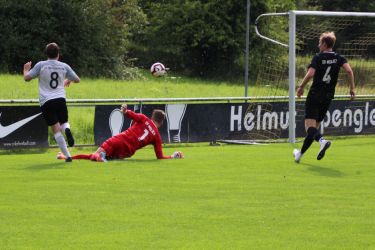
320, 32, 336, 48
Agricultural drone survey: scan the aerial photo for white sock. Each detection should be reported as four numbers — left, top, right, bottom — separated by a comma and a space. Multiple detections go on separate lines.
54, 132, 71, 158
319, 137, 327, 145
61, 122, 71, 131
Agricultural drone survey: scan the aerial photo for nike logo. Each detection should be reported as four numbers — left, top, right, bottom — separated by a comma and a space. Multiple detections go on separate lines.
0, 113, 42, 139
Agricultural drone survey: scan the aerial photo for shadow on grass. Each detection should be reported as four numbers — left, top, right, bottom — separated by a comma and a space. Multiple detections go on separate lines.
25, 161, 68, 171
24, 158, 162, 171
105, 158, 159, 165
121, 158, 159, 162
301, 163, 344, 177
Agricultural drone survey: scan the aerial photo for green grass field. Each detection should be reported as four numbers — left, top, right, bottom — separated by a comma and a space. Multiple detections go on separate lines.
0, 73, 250, 99
1, 137, 375, 249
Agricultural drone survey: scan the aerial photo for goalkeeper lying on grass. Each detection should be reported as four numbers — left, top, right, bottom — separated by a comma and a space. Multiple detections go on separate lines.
57, 104, 183, 162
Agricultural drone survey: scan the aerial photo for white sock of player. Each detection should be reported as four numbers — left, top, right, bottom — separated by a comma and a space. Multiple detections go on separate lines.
61, 122, 71, 131
319, 137, 328, 145
54, 131, 71, 158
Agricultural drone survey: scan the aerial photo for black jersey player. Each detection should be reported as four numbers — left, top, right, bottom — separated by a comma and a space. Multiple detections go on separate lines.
293, 32, 355, 163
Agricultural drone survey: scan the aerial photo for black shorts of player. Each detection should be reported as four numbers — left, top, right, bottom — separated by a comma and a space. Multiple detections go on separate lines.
40, 98, 68, 126
305, 93, 332, 122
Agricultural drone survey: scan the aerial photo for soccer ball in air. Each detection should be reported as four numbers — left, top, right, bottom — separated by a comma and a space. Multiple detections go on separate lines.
150, 62, 166, 77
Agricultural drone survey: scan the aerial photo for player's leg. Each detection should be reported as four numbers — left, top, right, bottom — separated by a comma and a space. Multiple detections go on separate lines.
42, 99, 72, 162
57, 152, 93, 160
293, 119, 318, 163
62, 123, 74, 147
72, 147, 106, 161
51, 123, 72, 162
301, 119, 318, 154
65, 147, 108, 162
92, 147, 108, 162
315, 121, 331, 160
91, 137, 118, 162
293, 97, 316, 162
57, 98, 75, 147
57, 149, 103, 161
72, 154, 93, 160
315, 100, 332, 160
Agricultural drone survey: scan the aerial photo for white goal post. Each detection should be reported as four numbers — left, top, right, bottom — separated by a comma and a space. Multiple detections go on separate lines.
255, 10, 375, 143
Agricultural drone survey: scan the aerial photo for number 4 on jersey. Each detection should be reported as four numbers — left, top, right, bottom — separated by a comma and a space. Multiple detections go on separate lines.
322, 66, 331, 84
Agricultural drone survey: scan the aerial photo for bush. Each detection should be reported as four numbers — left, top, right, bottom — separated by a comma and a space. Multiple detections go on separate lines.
0, 0, 146, 79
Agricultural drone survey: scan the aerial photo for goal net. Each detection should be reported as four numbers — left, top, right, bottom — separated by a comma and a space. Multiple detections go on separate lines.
250, 11, 375, 143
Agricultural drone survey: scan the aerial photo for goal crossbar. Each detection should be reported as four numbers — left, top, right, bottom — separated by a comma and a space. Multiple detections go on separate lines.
255, 11, 375, 48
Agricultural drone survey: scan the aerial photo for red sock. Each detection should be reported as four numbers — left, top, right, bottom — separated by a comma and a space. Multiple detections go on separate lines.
72, 154, 93, 160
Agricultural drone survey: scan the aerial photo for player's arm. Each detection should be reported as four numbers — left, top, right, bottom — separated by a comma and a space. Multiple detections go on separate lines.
120, 104, 145, 122
64, 65, 80, 87
342, 63, 356, 100
153, 138, 184, 160
152, 133, 170, 159
64, 78, 80, 87
23, 61, 33, 81
296, 67, 315, 98
153, 142, 171, 159
24, 61, 42, 82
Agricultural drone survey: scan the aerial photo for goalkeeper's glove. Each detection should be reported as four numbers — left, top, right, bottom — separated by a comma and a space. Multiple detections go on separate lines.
171, 151, 184, 159
120, 104, 127, 114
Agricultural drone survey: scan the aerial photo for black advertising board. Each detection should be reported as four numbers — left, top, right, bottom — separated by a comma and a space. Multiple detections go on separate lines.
94, 100, 375, 144
320, 100, 375, 135
0, 106, 48, 148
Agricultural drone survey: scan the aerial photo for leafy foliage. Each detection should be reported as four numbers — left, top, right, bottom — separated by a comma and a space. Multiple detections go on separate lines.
133, 0, 297, 80
0, 0, 146, 79
1, 0, 374, 80
134, 1, 244, 79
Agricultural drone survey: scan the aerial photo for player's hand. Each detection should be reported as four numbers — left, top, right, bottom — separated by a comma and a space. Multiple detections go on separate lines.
24, 61, 32, 71
296, 85, 304, 98
120, 104, 127, 114
64, 79, 71, 87
350, 88, 356, 100
171, 151, 184, 159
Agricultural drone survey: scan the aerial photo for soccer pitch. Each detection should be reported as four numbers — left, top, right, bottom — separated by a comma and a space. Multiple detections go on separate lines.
1, 137, 375, 249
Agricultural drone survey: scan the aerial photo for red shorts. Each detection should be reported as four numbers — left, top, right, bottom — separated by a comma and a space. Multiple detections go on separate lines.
101, 136, 133, 159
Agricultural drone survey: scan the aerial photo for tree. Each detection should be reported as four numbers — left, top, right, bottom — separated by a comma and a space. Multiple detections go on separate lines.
134, 0, 247, 79
0, 0, 146, 79
133, 0, 296, 80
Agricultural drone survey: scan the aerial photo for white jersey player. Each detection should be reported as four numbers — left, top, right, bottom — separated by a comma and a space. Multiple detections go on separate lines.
23, 43, 80, 162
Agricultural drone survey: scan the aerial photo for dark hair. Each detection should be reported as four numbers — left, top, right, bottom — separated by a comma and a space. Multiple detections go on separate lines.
152, 109, 166, 124
320, 32, 336, 49
45, 43, 59, 59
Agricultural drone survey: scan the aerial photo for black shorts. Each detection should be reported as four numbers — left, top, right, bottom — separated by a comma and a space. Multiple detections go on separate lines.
40, 98, 68, 126
305, 94, 332, 122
